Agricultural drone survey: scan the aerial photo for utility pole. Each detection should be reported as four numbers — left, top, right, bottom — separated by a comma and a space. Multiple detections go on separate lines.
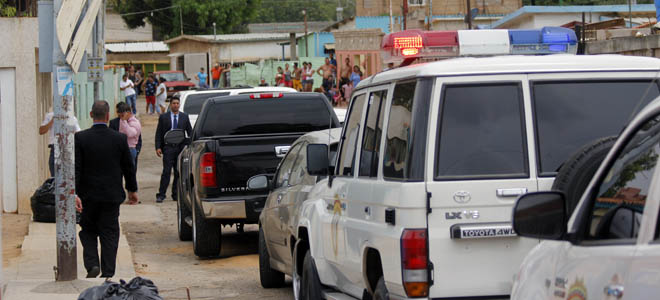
389, 0, 393, 33
213, 22, 217, 40
403, 0, 408, 30
466, 0, 472, 29
92, 0, 105, 100
303, 9, 308, 57
52, 0, 78, 281
179, 5, 184, 35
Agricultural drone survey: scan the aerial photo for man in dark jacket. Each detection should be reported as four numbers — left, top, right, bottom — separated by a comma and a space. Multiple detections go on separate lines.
155, 98, 192, 202
75, 100, 138, 278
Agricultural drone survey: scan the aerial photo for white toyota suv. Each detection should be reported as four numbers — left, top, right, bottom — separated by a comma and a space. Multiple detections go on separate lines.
290, 54, 660, 299
511, 94, 660, 300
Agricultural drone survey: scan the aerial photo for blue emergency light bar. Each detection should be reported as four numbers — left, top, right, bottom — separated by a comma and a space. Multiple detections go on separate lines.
509, 27, 577, 55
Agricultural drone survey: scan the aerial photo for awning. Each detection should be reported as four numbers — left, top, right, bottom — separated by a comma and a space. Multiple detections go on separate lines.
167, 52, 184, 57
324, 43, 335, 50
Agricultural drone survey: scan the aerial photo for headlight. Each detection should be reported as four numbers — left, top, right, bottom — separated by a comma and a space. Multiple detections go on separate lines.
168, 87, 174, 91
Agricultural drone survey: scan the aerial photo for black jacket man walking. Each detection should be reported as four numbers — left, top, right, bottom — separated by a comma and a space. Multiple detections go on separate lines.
75, 100, 138, 278
155, 97, 192, 202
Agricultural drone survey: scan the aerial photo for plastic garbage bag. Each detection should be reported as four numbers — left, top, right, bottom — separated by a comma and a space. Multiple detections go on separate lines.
30, 177, 81, 223
78, 277, 162, 300
30, 178, 55, 222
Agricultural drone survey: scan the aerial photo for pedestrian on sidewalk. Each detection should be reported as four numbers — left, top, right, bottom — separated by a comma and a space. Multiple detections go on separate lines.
75, 100, 138, 279
196, 67, 209, 89
143, 75, 158, 115
120, 74, 137, 115
156, 77, 168, 115
39, 111, 81, 177
155, 98, 192, 203
110, 102, 142, 169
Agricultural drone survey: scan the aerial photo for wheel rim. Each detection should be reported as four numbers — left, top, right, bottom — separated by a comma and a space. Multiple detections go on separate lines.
292, 248, 301, 300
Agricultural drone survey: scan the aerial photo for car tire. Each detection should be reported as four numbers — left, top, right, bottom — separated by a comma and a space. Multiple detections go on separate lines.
292, 241, 302, 300
372, 277, 389, 300
259, 227, 285, 288
192, 196, 221, 257
177, 183, 192, 241
300, 250, 323, 300
552, 136, 617, 216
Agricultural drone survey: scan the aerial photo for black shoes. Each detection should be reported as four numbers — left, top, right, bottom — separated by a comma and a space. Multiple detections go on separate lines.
86, 266, 100, 278
156, 194, 164, 203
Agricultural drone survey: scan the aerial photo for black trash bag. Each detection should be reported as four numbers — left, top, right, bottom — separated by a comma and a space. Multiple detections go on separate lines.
78, 277, 162, 300
30, 177, 81, 223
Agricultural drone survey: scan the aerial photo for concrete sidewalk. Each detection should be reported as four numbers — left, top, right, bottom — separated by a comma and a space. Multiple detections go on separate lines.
1, 204, 161, 300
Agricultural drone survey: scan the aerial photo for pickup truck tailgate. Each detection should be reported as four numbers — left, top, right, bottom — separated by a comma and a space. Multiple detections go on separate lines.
214, 134, 302, 196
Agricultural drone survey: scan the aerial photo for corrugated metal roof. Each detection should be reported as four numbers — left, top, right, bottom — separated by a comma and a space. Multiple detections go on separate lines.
168, 33, 303, 44
105, 41, 169, 53
491, 5, 656, 29
248, 22, 334, 33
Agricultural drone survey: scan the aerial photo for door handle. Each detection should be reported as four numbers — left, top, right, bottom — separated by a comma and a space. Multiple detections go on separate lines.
604, 284, 624, 298
496, 188, 528, 197
276, 194, 283, 204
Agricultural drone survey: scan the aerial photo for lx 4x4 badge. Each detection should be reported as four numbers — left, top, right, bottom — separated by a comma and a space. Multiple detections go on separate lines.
445, 210, 480, 220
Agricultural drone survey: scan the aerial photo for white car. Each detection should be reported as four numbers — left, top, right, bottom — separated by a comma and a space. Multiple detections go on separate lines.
288, 54, 660, 300
177, 86, 297, 128
511, 94, 660, 300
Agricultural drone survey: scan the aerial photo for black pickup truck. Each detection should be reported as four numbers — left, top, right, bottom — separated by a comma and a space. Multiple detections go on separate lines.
176, 92, 340, 257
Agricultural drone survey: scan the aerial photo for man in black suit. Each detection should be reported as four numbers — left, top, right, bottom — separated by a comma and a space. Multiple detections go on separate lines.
155, 98, 192, 203
75, 100, 138, 278
109, 102, 142, 168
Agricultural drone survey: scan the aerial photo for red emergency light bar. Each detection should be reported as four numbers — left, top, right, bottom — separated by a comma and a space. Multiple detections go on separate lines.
381, 29, 459, 66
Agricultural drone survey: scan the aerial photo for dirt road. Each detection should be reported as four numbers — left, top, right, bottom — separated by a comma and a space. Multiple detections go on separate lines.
123, 98, 293, 300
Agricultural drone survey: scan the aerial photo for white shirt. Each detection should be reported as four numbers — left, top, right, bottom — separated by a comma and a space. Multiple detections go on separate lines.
41, 112, 81, 145
156, 83, 167, 104
120, 79, 136, 96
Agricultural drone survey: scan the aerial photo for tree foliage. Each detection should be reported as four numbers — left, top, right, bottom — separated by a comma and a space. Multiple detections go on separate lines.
0, 0, 17, 17
112, 0, 261, 39
252, 0, 355, 23
112, 0, 354, 39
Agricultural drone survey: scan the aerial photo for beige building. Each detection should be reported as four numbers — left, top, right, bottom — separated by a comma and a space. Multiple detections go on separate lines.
0, 17, 51, 214
105, 41, 170, 73
105, 10, 153, 42
357, 0, 521, 18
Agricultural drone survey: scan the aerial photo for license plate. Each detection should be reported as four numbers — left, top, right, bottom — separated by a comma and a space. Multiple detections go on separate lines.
450, 223, 517, 239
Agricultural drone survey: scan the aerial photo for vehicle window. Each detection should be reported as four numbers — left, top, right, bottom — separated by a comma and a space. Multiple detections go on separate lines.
383, 82, 416, 180
588, 116, 660, 241
436, 83, 527, 179
533, 80, 660, 176
200, 98, 334, 136
183, 93, 230, 115
158, 72, 186, 82
337, 94, 367, 176
289, 142, 308, 186
274, 144, 301, 188
359, 90, 388, 177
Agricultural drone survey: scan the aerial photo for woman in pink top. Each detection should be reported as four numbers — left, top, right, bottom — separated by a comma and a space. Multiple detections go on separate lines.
118, 103, 142, 166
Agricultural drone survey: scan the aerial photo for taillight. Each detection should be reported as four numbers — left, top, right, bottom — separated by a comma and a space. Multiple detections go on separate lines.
401, 229, 429, 298
250, 93, 283, 99
200, 152, 217, 187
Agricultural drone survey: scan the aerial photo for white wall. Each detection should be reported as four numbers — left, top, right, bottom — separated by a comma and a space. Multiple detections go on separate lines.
106, 11, 153, 42
218, 41, 291, 63
0, 18, 42, 214
0, 68, 17, 212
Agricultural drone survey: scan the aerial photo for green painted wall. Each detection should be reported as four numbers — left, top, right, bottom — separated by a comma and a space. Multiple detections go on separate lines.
73, 68, 122, 129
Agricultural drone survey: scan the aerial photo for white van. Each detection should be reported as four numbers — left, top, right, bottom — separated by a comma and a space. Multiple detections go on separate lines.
511, 94, 660, 300
289, 54, 660, 299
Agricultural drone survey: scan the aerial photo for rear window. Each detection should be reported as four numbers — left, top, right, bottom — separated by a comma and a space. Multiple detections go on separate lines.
533, 80, 660, 176
200, 98, 333, 136
183, 92, 230, 115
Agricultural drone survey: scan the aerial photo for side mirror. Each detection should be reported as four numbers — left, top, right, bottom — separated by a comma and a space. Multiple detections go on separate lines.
307, 144, 329, 176
513, 191, 567, 240
247, 175, 270, 191
164, 129, 186, 145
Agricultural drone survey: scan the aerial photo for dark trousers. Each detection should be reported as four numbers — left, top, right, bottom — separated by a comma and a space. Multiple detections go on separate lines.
158, 146, 180, 200
48, 145, 54, 177
79, 201, 121, 277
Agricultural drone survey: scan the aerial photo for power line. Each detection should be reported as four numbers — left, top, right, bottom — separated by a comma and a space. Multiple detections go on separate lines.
119, 5, 179, 16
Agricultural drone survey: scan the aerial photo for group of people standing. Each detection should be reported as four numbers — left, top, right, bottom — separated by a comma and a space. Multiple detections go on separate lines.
120, 73, 168, 116
271, 53, 363, 106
